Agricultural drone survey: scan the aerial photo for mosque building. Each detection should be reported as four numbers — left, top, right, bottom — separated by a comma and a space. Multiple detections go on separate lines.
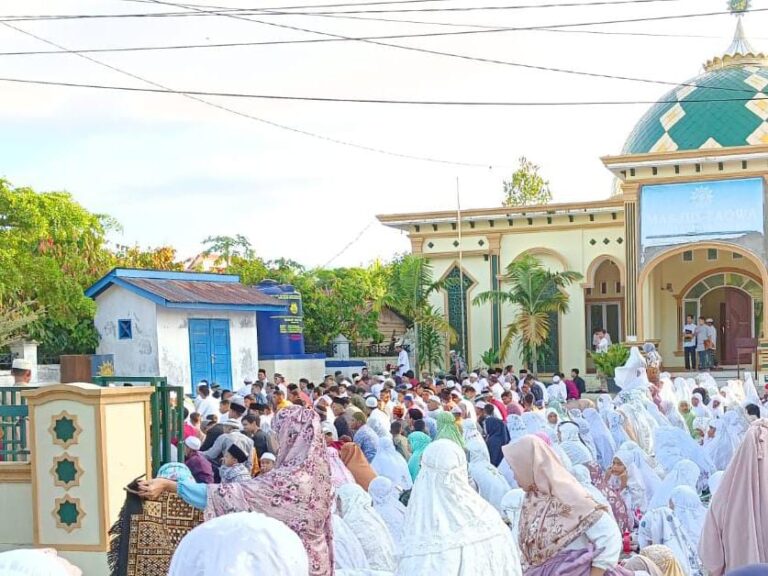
378, 10, 768, 379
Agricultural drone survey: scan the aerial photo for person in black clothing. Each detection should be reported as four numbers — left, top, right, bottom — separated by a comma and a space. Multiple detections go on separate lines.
242, 414, 271, 459
199, 397, 246, 452
571, 368, 586, 397
331, 397, 352, 439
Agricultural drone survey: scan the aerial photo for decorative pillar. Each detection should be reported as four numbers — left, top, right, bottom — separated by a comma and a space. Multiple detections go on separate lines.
22, 384, 152, 570
623, 183, 641, 339
487, 234, 502, 353
410, 237, 424, 254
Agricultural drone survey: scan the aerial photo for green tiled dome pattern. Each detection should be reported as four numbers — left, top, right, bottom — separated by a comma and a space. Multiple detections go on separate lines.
623, 65, 768, 154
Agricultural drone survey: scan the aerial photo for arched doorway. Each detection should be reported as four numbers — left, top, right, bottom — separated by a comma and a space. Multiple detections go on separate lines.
682, 272, 763, 365
585, 258, 625, 347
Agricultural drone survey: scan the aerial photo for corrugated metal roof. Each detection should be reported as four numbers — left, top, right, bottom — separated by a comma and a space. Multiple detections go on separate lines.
122, 278, 282, 307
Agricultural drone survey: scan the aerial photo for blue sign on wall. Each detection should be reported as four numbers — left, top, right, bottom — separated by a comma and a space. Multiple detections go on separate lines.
640, 177, 765, 262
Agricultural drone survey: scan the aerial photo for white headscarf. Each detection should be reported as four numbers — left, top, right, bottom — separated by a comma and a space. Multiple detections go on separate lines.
500, 488, 525, 542
708, 395, 725, 419
558, 421, 594, 466
615, 347, 650, 392
673, 377, 693, 403
336, 483, 397, 572
647, 459, 700, 511
370, 435, 413, 490
522, 412, 548, 435
168, 512, 308, 576
463, 419, 483, 444
367, 477, 406, 551
669, 485, 706, 549
704, 414, 742, 472
507, 415, 528, 444
332, 514, 370, 571
659, 400, 687, 432
467, 437, 511, 512
584, 407, 617, 470
707, 470, 725, 497
615, 447, 662, 511
0, 549, 81, 576
691, 393, 711, 419
653, 426, 714, 476
606, 410, 630, 447
398, 440, 523, 576
638, 506, 701, 576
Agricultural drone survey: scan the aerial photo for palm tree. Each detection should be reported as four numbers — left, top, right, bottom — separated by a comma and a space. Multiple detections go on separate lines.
473, 254, 582, 373
383, 255, 455, 373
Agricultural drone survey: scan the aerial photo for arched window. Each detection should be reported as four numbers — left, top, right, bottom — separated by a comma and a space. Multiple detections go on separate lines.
445, 266, 475, 362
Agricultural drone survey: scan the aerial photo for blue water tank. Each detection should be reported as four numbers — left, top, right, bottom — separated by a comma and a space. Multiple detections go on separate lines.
255, 280, 306, 356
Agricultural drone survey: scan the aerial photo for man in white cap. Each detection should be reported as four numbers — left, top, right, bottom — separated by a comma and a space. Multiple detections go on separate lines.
11, 359, 33, 386
366, 394, 390, 437
184, 436, 214, 483
236, 377, 255, 397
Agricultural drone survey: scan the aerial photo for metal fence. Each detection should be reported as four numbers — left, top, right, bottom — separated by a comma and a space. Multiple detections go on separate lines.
0, 386, 33, 461
92, 376, 185, 475
305, 341, 399, 358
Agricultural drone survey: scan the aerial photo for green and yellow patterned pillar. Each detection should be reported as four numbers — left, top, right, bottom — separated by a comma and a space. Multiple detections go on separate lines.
23, 384, 153, 572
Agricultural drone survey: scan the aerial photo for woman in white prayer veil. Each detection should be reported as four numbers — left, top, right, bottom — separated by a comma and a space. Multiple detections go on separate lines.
648, 459, 701, 511
658, 374, 679, 407
707, 395, 725, 419
333, 514, 372, 572
669, 486, 707, 550
606, 410, 631, 447
584, 407, 617, 470
463, 419, 483, 444
653, 427, 714, 480
610, 448, 662, 514
522, 412, 548, 436
397, 440, 523, 576
706, 470, 724, 497
0, 549, 82, 576
500, 488, 525, 542
703, 414, 742, 472
168, 511, 309, 576
638, 506, 704, 576
659, 401, 688, 432
368, 477, 407, 551
337, 484, 397, 572
673, 377, 693, 403
371, 435, 413, 491
568, 409, 599, 458
467, 436, 511, 512
506, 414, 528, 444
742, 372, 762, 408
558, 421, 596, 468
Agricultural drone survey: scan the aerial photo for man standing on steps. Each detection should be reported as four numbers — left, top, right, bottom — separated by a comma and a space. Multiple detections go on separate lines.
683, 315, 697, 371
396, 343, 410, 377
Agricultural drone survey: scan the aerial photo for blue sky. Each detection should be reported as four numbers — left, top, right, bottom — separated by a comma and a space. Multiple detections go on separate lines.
0, 0, 766, 266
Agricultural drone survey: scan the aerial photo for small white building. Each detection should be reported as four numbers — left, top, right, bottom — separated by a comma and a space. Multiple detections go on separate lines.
86, 268, 285, 392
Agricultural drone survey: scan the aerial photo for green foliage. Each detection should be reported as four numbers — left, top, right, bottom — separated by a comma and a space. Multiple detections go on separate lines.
202, 235, 254, 267
590, 344, 630, 378
0, 181, 115, 355
502, 157, 552, 207
0, 300, 38, 348
473, 254, 581, 372
114, 245, 185, 271
384, 255, 455, 371
480, 348, 500, 369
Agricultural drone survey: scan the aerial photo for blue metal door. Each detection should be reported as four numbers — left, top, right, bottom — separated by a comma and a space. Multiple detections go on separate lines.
189, 319, 232, 391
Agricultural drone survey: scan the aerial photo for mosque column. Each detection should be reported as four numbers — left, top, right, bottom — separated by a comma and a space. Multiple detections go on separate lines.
410, 237, 424, 254
622, 183, 641, 340
487, 233, 502, 352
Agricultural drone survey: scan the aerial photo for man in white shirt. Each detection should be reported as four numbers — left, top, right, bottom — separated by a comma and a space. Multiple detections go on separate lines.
683, 315, 697, 371
595, 330, 610, 353
396, 344, 410, 377
706, 318, 718, 368
195, 384, 219, 419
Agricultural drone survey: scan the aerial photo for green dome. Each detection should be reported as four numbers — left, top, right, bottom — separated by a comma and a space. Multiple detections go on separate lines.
623, 64, 768, 154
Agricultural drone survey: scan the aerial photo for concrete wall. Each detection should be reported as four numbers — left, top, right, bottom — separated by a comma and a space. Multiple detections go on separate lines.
156, 308, 259, 392
94, 286, 159, 376
0, 480, 33, 544
0, 365, 60, 386
260, 357, 326, 384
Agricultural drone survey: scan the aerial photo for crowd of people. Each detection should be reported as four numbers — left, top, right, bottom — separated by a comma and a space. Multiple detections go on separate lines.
4, 352, 768, 576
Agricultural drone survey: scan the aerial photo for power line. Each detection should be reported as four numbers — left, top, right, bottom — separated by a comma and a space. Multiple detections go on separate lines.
0, 21, 500, 168
322, 220, 376, 268
136, 0, 762, 95
0, 0, 695, 21
0, 74, 764, 104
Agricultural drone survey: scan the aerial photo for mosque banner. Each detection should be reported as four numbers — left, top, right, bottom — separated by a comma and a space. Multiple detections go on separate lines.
639, 177, 766, 266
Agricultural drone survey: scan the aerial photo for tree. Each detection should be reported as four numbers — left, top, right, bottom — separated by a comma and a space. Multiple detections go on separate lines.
0, 181, 115, 356
383, 255, 455, 372
114, 244, 185, 271
473, 254, 581, 372
0, 300, 38, 348
202, 235, 254, 267
502, 157, 552, 207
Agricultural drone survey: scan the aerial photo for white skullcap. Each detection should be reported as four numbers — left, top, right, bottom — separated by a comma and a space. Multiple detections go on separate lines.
365, 396, 378, 408
184, 436, 201, 451
261, 452, 277, 462
11, 359, 33, 371
168, 512, 307, 576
